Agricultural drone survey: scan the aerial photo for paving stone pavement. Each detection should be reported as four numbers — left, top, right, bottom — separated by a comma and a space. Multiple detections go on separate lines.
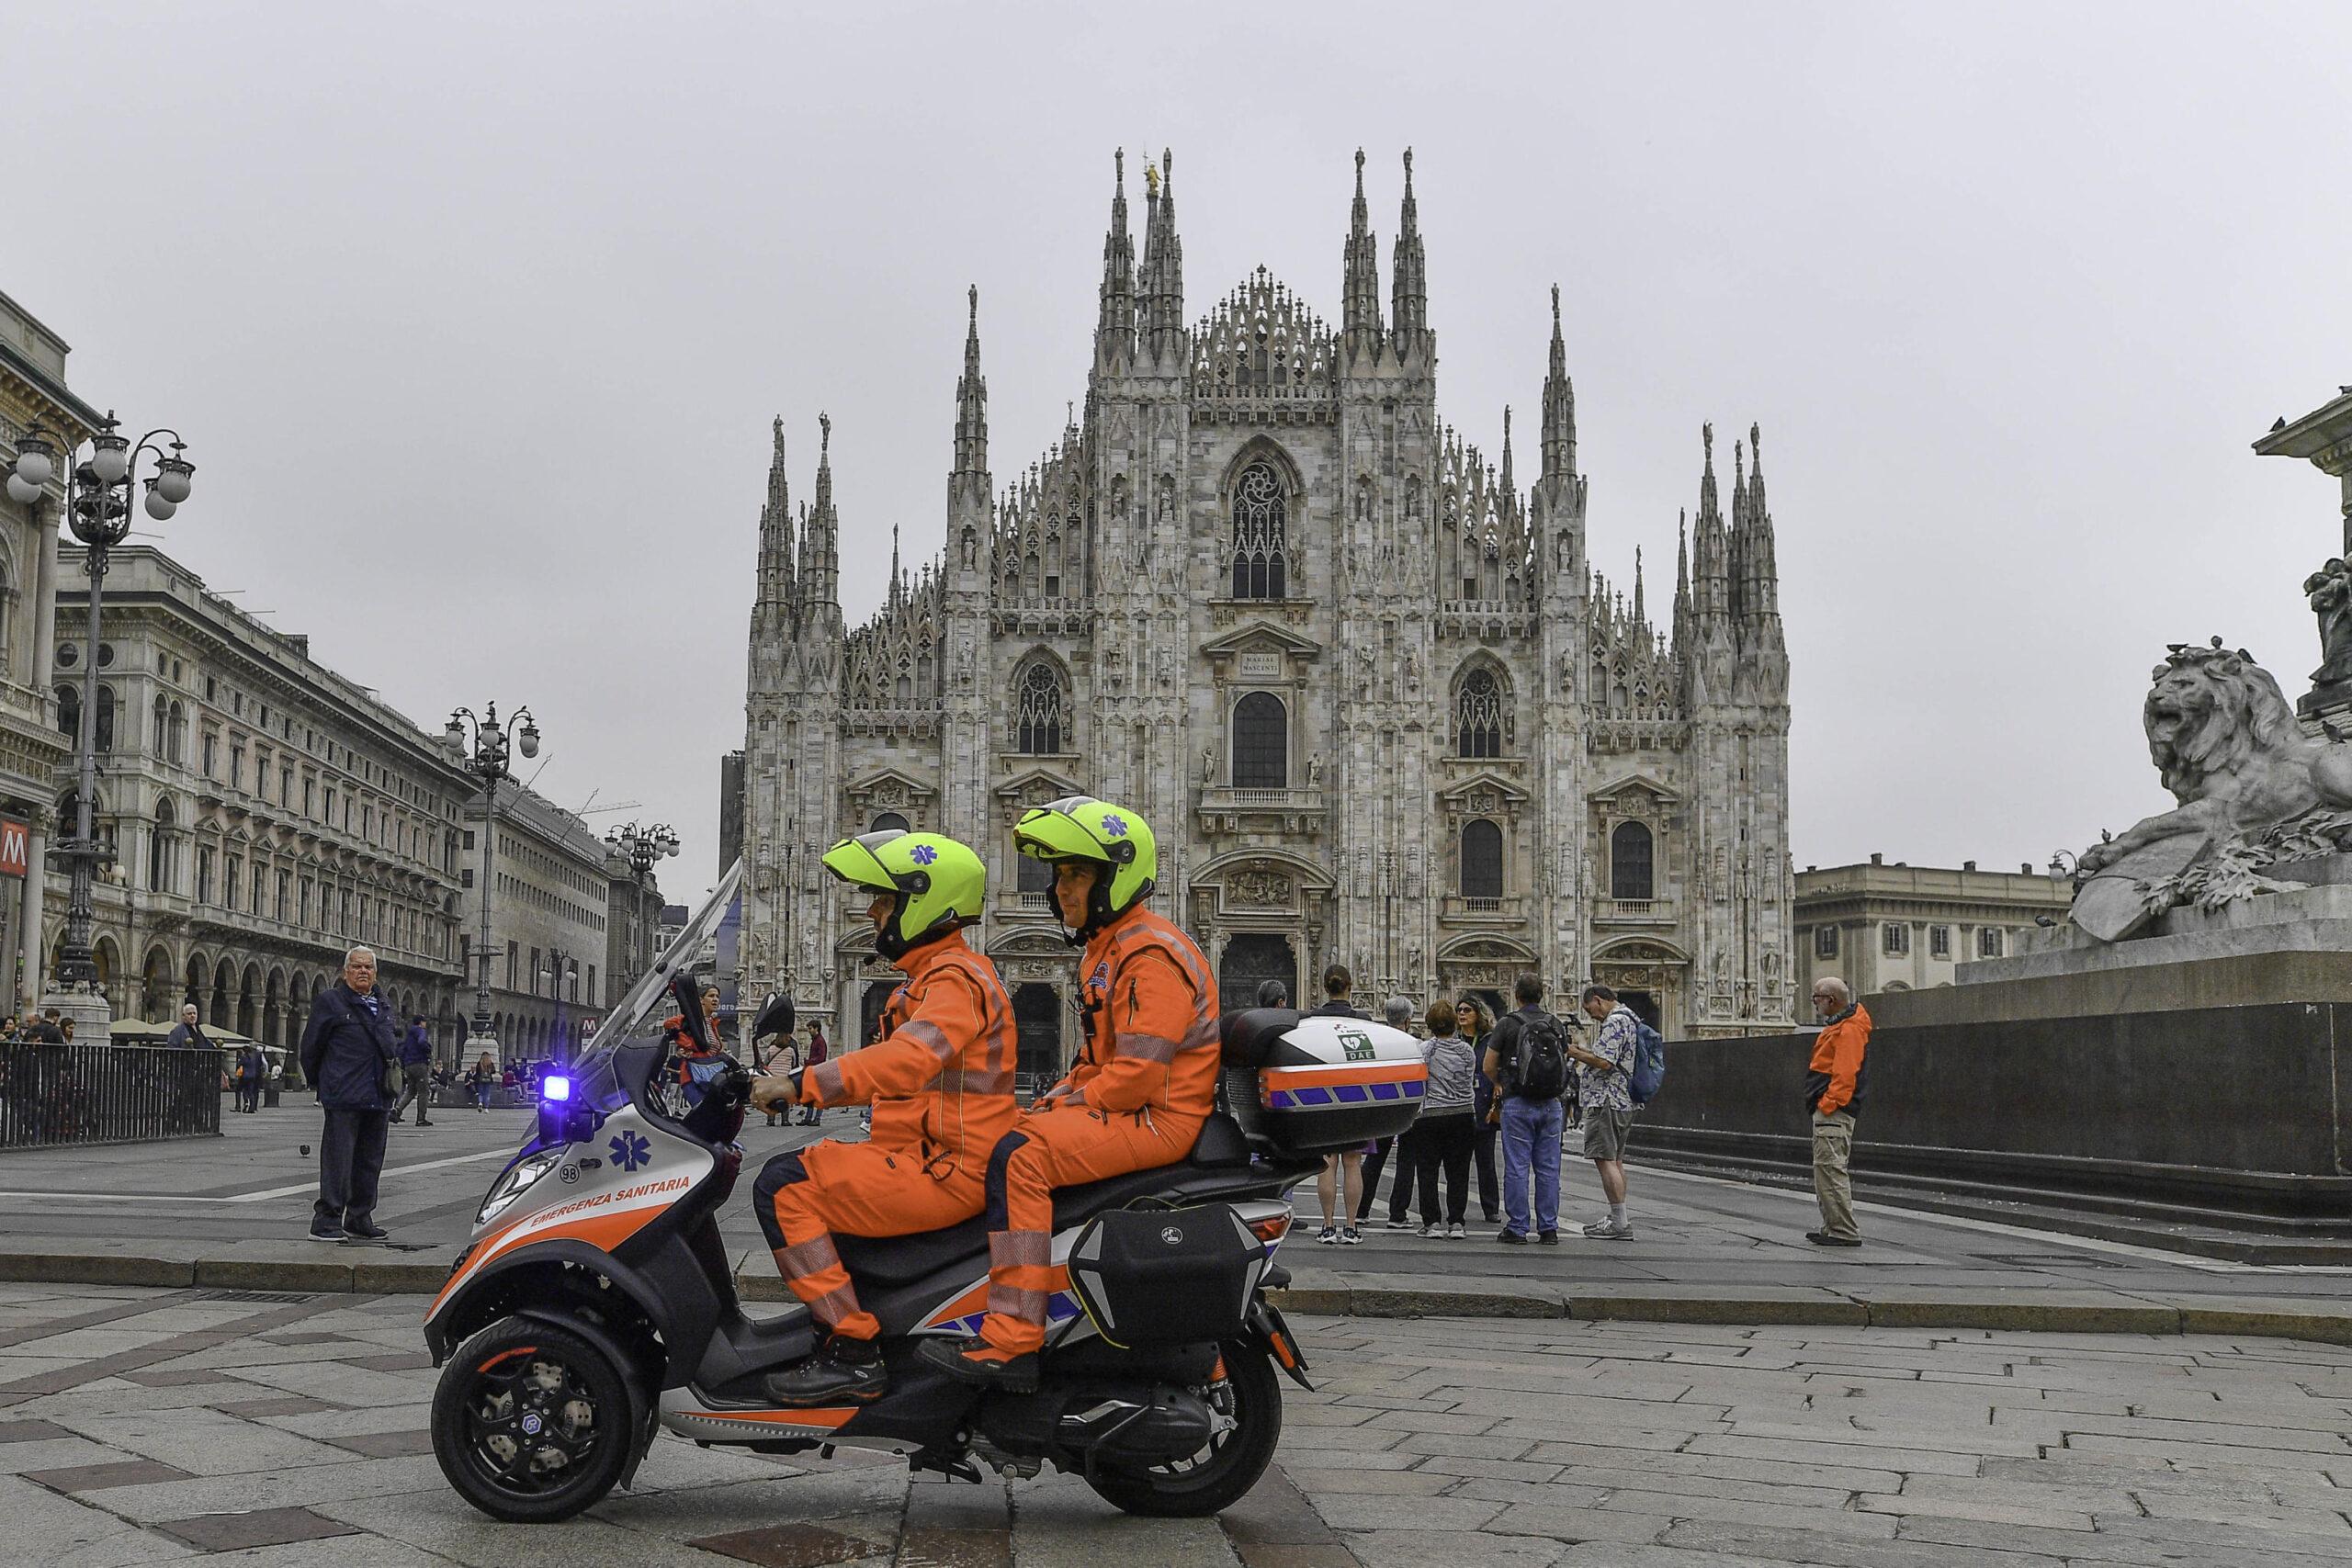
0, 1281, 2346, 1565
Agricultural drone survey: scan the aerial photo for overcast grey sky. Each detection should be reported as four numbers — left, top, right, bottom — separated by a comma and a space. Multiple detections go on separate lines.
10, 3, 2349, 897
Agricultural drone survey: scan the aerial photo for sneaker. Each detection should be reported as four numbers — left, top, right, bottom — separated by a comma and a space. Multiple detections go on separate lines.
1416, 1222, 1435, 1238
765, 1333, 889, 1406
1538, 1230, 1561, 1245
1496, 1229, 1528, 1246
415, 1118, 433, 1126
307, 1224, 345, 1244
1580, 1218, 1616, 1237
1446, 1223, 1466, 1240
1588, 1221, 1635, 1241
344, 1219, 389, 1242
1340, 1228, 1363, 1245
916, 1335, 1039, 1393
1805, 1230, 1862, 1247
1316, 1226, 1340, 1246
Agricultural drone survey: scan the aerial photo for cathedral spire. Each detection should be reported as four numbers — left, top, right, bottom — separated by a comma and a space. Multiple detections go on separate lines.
1541, 285, 1576, 479
757, 415, 797, 621
954, 286, 988, 474
1390, 147, 1425, 344
1698, 421, 1719, 523
954, 284, 989, 484
798, 412, 840, 615
1747, 421, 1779, 618
1138, 149, 1184, 358
1095, 149, 1136, 369
1342, 148, 1383, 349
1633, 545, 1646, 626
1498, 405, 1514, 499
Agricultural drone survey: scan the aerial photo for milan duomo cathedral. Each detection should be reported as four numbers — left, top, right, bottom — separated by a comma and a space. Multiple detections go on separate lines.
741, 150, 1793, 1076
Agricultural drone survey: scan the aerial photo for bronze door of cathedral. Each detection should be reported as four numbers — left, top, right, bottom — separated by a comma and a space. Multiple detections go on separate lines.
1217, 933, 1296, 1013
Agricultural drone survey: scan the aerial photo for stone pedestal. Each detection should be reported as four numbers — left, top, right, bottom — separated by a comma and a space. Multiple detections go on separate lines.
37, 985, 112, 1042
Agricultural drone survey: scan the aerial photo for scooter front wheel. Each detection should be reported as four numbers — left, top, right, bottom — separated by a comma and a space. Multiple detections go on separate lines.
433, 1316, 635, 1523
1083, 1339, 1283, 1518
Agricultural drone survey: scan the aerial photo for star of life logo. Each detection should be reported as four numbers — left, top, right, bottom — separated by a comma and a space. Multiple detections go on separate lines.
608, 1131, 651, 1172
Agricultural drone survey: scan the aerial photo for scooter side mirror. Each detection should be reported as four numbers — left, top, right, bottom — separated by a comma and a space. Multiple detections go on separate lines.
751, 991, 795, 1043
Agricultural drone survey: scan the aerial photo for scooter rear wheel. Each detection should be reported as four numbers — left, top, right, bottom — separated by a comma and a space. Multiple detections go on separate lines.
1083, 1339, 1282, 1517
433, 1316, 634, 1523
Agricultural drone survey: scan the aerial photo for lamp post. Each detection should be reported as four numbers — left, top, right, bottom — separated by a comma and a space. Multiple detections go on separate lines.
537, 949, 579, 1065
445, 702, 538, 1065
603, 820, 677, 980
9, 417, 195, 1032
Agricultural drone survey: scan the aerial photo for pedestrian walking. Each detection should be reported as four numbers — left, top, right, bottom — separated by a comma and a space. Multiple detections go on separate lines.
28, 1009, 63, 1044
470, 1052, 497, 1111
1482, 974, 1571, 1244
1571, 985, 1641, 1239
234, 1043, 266, 1114
1355, 997, 1419, 1230
1805, 976, 1871, 1247
390, 1015, 435, 1126
1305, 966, 1369, 1245
1457, 995, 1502, 1223
1408, 998, 1477, 1238
298, 946, 401, 1245
798, 1020, 829, 1126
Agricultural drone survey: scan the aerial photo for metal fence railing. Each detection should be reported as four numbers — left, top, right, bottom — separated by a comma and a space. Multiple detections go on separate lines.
0, 1043, 223, 1150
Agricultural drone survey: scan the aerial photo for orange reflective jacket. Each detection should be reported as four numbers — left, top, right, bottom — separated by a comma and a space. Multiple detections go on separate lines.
804, 931, 1016, 1174
1040, 905, 1219, 1118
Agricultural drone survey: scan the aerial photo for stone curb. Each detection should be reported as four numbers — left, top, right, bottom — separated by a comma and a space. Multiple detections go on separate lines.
3, 1249, 2350, 1349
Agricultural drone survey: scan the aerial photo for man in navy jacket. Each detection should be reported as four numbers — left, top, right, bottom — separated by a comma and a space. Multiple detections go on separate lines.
300, 947, 401, 1243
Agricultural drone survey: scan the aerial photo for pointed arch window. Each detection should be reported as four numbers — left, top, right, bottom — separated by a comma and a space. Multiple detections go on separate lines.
1231, 692, 1288, 788
1014, 661, 1065, 755
1461, 819, 1504, 900
1230, 461, 1289, 599
1457, 666, 1505, 759
1610, 820, 1655, 901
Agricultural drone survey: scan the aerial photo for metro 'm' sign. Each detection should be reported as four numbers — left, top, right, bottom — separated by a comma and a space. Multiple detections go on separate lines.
0, 818, 27, 879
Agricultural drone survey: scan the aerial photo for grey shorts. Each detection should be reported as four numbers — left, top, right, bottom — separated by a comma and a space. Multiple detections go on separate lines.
1583, 1108, 1634, 1162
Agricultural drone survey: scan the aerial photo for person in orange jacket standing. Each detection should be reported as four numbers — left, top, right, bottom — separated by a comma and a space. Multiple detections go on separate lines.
922, 795, 1218, 1393
1804, 976, 1871, 1247
747, 829, 1015, 1404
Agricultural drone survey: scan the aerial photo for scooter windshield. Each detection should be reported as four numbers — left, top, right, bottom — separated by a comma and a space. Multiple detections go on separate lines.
565, 858, 747, 1109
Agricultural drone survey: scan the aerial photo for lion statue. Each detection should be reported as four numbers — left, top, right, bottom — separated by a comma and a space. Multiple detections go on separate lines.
2072, 639, 2352, 939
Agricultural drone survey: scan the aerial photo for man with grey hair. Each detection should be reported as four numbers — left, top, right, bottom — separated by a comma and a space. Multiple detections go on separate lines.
1353, 996, 1421, 1231
299, 946, 401, 1244
1805, 976, 1871, 1247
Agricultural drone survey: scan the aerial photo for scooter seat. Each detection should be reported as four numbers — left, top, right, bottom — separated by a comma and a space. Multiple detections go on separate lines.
831, 1112, 1257, 1291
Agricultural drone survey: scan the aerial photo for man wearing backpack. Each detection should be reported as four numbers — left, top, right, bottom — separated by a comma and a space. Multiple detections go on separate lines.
1481, 974, 1570, 1244
1573, 985, 1645, 1240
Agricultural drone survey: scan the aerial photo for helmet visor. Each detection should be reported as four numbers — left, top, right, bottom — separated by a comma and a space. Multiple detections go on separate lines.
821, 830, 908, 892
1013, 804, 1109, 863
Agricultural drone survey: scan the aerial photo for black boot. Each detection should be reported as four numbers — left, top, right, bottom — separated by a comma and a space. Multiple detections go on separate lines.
764, 1332, 889, 1407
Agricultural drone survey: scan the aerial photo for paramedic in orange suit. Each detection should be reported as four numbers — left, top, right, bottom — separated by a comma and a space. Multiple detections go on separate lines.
920, 796, 1219, 1393
746, 829, 1014, 1406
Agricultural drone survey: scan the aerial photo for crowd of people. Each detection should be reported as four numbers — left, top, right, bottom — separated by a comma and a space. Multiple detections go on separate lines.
1284, 965, 1654, 1246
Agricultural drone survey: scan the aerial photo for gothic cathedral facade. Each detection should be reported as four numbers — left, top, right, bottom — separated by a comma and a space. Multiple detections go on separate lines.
741, 151, 1793, 1074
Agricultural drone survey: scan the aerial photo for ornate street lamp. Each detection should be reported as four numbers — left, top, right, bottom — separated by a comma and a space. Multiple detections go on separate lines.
10, 416, 195, 1028
604, 820, 678, 982
446, 702, 537, 1063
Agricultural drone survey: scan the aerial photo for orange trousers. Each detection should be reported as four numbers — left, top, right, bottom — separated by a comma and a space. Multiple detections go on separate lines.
754, 1140, 982, 1341
978, 1105, 1204, 1355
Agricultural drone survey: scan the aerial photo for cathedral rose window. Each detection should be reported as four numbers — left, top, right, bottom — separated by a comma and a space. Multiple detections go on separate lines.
1230, 461, 1289, 600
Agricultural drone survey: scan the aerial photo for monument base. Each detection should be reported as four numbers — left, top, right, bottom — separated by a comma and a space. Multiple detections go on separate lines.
36, 986, 113, 1043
